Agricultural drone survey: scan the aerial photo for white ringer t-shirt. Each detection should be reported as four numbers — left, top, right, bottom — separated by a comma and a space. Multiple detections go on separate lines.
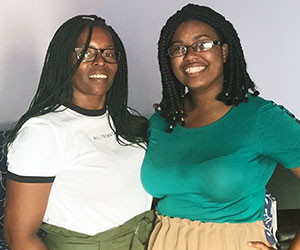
7, 104, 152, 235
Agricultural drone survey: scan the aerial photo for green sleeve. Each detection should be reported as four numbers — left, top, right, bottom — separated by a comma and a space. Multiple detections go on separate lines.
257, 101, 300, 169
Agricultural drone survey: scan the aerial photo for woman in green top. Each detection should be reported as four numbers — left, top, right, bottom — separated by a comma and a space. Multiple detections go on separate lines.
141, 4, 300, 250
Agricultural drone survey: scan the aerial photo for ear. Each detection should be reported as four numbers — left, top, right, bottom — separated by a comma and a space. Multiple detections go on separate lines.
221, 43, 228, 63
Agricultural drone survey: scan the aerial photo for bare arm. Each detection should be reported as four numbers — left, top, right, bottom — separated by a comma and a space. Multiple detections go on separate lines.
291, 166, 300, 179
4, 179, 53, 250
289, 229, 300, 250
249, 228, 300, 250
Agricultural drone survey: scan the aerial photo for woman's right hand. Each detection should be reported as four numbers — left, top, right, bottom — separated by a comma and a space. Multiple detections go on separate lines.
248, 241, 275, 250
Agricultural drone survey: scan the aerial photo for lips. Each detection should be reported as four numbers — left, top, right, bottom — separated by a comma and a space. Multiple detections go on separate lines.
184, 64, 207, 74
88, 72, 108, 79
89, 73, 108, 79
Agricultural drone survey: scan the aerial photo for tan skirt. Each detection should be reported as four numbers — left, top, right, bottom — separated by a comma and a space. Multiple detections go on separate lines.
147, 213, 270, 250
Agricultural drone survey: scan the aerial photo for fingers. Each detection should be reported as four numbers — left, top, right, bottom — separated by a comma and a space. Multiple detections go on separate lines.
153, 103, 159, 110
248, 241, 275, 250
153, 103, 161, 111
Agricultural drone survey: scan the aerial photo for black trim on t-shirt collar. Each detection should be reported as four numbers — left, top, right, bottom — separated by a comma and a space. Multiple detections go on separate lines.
64, 103, 106, 117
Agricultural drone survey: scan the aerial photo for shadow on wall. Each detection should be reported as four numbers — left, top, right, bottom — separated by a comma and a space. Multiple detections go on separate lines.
0, 124, 14, 132
0, 0, 88, 127
0, 26, 40, 127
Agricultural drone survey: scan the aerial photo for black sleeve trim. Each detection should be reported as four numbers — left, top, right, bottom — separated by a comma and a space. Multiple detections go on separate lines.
6, 172, 55, 183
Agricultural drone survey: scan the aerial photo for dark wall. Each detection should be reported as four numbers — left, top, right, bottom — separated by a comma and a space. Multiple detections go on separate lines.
267, 164, 300, 209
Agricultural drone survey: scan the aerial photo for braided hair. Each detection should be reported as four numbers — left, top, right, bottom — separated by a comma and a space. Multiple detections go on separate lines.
158, 4, 259, 131
5, 15, 148, 152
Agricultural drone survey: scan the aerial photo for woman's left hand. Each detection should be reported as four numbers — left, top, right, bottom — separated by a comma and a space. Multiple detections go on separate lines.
248, 241, 275, 250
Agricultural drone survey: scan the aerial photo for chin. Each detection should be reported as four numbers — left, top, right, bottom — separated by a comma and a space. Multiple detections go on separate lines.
185, 80, 206, 90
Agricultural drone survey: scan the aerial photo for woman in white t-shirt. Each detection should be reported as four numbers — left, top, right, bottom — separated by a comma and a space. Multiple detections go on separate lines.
3, 15, 153, 250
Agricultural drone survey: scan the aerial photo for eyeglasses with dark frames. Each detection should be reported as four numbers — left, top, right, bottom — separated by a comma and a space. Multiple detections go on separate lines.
74, 46, 121, 63
168, 40, 223, 58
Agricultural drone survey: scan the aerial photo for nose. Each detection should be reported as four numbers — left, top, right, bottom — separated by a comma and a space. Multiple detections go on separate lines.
92, 52, 105, 66
184, 46, 198, 60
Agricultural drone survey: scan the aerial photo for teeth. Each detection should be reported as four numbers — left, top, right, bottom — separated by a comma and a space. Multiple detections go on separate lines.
185, 66, 206, 73
89, 74, 108, 79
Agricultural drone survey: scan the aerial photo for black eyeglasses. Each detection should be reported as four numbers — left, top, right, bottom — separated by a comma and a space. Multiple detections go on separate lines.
74, 46, 121, 63
168, 40, 223, 58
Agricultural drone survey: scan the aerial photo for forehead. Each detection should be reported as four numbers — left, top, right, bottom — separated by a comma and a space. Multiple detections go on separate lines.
172, 20, 219, 43
75, 26, 114, 47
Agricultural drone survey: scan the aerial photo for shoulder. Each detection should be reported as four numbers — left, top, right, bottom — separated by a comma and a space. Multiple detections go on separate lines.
149, 111, 168, 130
245, 95, 300, 133
14, 108, 72, 146
22, 106, 78, 131
241, 94, 272, 111
237, 94, 283, 120
32, 106, 73, 123
20, 117, 55, 137
248, 95, 298, 120
149, 111, 161, 123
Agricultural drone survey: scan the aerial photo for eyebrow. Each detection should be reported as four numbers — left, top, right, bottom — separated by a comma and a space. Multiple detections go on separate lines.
76, 45, 115, 49
171, 34, 213, 46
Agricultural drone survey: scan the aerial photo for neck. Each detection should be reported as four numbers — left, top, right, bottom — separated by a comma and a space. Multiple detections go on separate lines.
71, 96, 106, 110
185, 86, 224, 113
183, 86, 232, 128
